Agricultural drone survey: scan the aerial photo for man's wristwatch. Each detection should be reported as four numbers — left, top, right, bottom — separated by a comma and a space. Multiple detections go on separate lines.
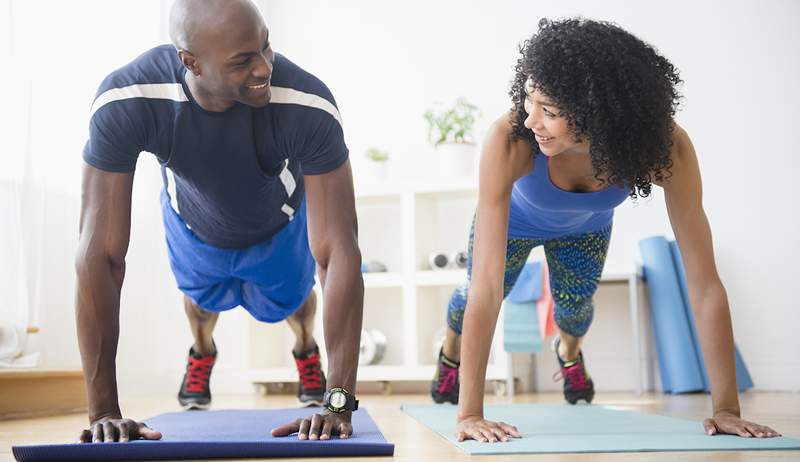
323, 387, 359, 413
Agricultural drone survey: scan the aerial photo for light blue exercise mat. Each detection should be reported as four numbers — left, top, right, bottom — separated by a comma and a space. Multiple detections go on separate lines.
401, 404, 800, 455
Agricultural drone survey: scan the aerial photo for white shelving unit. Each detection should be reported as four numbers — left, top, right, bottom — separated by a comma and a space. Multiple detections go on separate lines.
248, 177, 510, 388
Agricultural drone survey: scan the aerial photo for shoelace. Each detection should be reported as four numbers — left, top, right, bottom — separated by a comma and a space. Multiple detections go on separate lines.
553, 361, 589, 391
295, 354, 322, 389
185, 355, 215, 393
436, 364, 459, 394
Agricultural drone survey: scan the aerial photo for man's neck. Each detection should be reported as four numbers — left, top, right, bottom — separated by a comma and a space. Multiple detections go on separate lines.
185, 72, 234, 112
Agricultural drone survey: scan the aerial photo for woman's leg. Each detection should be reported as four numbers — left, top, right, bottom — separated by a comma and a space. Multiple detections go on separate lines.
544, 225, 612, 356
443, 220, 539, 362
434, 219, 538, 403
544, 225, 612, 403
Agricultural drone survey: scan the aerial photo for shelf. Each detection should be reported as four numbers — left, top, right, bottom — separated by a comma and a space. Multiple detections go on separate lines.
411, 178, 477, 196
415, 269, 467, 286
249, 364, 508, 383
354, 187, 403, 200
354, 179, 477, 198
248, 171, 509, 387
362, 272, 404, 288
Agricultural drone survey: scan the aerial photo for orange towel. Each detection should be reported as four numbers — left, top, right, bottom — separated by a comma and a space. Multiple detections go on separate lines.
536, 262, 557, 339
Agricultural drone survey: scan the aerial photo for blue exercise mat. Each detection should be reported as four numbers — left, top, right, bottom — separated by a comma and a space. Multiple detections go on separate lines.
12, 408, 394, 461
402, 403, 800, 455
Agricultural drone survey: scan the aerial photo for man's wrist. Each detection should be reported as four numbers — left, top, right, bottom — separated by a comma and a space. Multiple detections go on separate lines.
88, 401, 122, 424
713, 408, 741, 418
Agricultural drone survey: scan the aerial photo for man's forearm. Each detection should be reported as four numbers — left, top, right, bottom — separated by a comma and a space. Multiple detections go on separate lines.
318, 245, 363, 392
75, 254, 125, 422
692, 287, 740, 416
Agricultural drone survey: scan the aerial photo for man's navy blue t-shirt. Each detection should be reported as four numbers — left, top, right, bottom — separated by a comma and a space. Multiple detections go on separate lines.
83, 45, 348, 249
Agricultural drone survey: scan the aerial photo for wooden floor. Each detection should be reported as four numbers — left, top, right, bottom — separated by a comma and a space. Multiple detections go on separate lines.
2, 391, 798, 461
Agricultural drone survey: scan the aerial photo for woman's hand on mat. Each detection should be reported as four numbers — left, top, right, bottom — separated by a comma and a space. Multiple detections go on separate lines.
271, 410, 353, 440
79, 416, 163, 443
456, 415, 521, 443
703, 412, 781, 438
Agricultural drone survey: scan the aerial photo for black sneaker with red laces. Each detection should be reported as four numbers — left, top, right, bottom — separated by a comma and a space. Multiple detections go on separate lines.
293, 344, 326, 406
178, 345, 217, 410
553, 338, 595, 404
431, 348, 460, 404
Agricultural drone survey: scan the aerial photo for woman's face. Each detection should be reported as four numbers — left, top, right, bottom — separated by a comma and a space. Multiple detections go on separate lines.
523, 80, 587, 156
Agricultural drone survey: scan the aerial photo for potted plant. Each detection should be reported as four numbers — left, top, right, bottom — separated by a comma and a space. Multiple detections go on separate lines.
364, 147, 390, 181
423, 98, 480, 177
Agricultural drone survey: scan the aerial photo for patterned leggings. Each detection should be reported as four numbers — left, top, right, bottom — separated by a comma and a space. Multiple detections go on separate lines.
447, 220, 612, 338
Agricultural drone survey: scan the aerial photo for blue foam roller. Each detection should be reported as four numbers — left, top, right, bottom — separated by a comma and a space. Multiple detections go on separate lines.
639, 236, 705, 393
12, 408, 394, 461
669, 241, 753, 392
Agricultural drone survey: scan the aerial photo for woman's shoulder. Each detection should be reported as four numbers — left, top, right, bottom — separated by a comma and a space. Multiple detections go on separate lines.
482, 112, 535, 179
654, 122, 696, 188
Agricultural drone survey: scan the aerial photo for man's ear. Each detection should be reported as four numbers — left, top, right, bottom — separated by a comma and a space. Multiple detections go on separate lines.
177, 49, 200, 76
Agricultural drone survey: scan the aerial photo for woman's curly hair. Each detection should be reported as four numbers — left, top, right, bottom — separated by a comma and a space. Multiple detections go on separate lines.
509, 18, 683, 198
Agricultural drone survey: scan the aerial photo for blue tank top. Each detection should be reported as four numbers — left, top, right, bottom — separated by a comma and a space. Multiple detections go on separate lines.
507, 151, 629, 239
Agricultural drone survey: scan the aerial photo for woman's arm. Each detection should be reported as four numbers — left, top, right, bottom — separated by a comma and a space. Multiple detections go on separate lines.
457, 115, 530, 442
657, 125, 779, 438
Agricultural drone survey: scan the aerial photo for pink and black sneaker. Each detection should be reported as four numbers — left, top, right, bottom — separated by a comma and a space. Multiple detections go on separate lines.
553, 338, 595, 404
293, 345, 326, 406
178, 345, 217, 410
431, 348, 460, 404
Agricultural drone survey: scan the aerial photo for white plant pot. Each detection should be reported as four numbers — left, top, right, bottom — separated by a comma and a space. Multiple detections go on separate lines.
0, 325, 25, 361
435, 143, 477, 179
364, 160, 390, 182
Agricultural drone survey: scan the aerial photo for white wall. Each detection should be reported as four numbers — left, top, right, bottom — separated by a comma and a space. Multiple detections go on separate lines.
260, 0, 800, 390
1, 0, 256, 396
7, 0, 798, 395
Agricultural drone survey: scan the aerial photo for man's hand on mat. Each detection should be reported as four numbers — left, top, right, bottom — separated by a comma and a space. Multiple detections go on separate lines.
271, 410, 353, 440
79, 416, 163, 443
456, 416, 521, 443
703, 412, 781, 438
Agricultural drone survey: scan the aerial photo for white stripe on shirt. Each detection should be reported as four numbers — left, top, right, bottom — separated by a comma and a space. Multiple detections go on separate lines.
270, 86, 343, 127
90, 83, 188, 118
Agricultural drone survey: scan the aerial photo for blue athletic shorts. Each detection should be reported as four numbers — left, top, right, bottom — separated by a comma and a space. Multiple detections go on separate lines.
160, 190, 316, 323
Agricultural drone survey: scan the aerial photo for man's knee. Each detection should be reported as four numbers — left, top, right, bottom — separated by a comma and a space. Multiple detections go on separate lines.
184, 296, 218, 321
289, 289, 317, 321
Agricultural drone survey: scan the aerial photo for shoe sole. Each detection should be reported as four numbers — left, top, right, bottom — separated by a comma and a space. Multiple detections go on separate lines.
297, 398, 324, 407
431, 393, 458, 405
566, 391, 595, 405
179, 400, 211, 411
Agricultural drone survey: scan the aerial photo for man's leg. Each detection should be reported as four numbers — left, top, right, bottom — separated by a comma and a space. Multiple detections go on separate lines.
285, 290, 326, 406
184, 295, 219, 356
285, 290, 318, 354
178, 295, 220, 410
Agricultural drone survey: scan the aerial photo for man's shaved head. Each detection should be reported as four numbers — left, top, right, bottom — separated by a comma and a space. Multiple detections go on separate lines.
169, 0, 274, 111
169, 0, 264, 53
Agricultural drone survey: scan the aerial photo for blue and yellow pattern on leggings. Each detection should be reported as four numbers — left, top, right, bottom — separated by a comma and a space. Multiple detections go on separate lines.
447, 220, 612, 338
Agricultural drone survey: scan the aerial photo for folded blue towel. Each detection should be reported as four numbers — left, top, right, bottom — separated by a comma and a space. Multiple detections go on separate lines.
503, 300, 543, 353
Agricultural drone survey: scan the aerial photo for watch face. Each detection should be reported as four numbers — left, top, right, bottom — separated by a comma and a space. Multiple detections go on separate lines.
330, 391, 347, 408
